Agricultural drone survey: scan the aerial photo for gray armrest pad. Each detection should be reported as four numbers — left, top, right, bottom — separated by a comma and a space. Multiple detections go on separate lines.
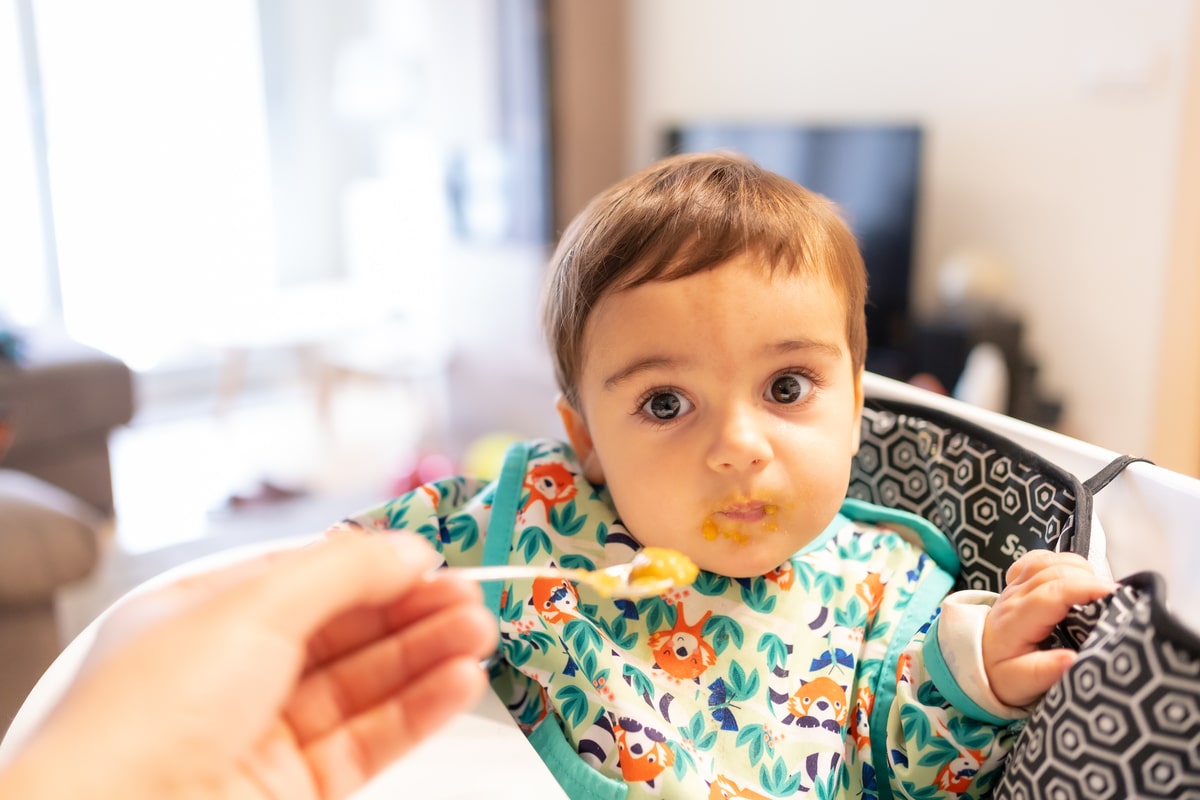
0, 470, 102, 603
0, 330, 135, 456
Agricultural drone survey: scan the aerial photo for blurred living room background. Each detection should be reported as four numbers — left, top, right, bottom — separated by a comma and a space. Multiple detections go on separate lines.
2, 0, 1199, 729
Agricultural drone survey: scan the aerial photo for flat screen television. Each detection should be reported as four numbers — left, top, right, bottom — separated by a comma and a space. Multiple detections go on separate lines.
665, 123, 923, 379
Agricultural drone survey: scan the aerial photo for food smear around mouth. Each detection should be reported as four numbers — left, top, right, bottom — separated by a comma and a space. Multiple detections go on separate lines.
702, 504, 779, 543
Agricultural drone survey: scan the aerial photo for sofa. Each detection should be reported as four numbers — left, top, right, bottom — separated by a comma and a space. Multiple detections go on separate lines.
0, 325, 135, 734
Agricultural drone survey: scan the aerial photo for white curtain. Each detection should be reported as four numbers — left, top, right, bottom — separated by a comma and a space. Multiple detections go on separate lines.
0, 0, 50, 325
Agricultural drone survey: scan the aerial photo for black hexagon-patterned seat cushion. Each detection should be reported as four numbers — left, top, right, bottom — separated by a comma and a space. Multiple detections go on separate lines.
850, 398, 1087, 593
996, 572, 1200, 799
851, 398, 1199, 800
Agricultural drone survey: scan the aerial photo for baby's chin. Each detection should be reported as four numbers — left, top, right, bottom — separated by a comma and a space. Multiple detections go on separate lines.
631, 521, 818, 579
689, 540, 806, 579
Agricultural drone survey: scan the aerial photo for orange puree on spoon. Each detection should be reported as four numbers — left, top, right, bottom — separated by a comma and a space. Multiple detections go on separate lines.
628, 546, 700, 587
578, 546, 698, 597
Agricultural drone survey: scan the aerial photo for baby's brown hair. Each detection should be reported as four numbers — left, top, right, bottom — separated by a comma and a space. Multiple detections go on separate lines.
542, 151, 868, 409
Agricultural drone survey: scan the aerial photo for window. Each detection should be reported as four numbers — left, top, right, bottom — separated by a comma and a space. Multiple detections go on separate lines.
10, 0, 550, 371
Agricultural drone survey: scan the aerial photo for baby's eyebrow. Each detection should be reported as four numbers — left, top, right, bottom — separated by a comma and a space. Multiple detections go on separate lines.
771, 338, 844, 358
602, 339, 842, 390
603, 356, 681, 390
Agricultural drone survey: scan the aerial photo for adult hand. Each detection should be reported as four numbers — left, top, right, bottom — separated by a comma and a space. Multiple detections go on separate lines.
0, 532, 498, 799
982, 550, 1115, 708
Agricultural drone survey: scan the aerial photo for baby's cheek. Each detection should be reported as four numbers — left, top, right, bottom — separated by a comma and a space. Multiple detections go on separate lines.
611, 500, 681, 552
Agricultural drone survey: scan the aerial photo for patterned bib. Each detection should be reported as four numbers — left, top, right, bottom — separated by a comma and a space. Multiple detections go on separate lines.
350, 439, 1022, 799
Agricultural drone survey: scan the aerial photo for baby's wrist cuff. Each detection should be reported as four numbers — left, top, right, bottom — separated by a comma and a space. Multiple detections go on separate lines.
924, 590, 1031, 724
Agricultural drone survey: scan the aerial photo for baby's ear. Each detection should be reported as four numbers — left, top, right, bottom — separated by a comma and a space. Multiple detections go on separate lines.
850, 369, 865, 455
556, 395, 606, 484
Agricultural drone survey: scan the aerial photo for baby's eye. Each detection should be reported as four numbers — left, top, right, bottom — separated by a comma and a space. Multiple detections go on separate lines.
767, 373, 813, 405
641, 390, 692, 420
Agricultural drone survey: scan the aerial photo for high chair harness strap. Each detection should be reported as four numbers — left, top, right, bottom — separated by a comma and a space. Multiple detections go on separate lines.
1082, 454, 1154, 495
1055, 454, 1152, 558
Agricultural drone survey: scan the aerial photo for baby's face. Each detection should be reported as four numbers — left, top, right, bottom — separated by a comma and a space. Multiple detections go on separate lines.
560, 253, 863, 578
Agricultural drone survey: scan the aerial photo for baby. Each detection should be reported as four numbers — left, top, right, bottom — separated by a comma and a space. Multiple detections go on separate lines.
346, 152, 1112, 799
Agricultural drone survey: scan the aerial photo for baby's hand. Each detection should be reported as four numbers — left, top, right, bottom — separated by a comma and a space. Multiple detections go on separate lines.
982, 550, 1115, 708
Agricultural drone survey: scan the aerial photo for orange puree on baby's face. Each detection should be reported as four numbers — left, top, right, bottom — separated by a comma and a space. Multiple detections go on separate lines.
701, 505, 779, 544
702, 518, 748, 543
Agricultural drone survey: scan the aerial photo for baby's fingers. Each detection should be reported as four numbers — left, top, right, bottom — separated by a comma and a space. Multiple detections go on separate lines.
1004, 550, 1094, 590
987, 648, 1079, 708
1022, 569, 1115, 615
985, 566, 1115, 707
990, 571, 1114, 653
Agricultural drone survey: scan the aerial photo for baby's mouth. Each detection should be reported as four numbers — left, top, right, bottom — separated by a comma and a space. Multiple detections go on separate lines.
702, 501, 780, 543
717, 502, 778, 523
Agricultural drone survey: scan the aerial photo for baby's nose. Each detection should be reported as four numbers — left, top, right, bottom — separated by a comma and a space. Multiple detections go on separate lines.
706, 404, 771, 472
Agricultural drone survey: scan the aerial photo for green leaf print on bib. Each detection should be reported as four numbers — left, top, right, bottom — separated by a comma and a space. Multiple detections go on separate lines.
692, 571, 732, 595
518, 525, 552, 561
760, 757, 804, 795
757, 632, 789, 673
703, 614, 744, 654
444, 513, 479, 550
739, 578, 777, 614
556, 684, 591, 729
549, 501, 587, 537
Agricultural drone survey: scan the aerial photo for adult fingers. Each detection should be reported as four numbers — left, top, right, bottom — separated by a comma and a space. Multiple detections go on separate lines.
82, 542, 311, 669
301, 573, 483, 673
209, 532, 445, 646
286, 594, 498, 743
302, 655, 491, 797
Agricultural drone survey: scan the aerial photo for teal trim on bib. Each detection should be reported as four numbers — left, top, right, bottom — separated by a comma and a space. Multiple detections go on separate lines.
868, 564, 956, 800
840, 496, 960, 577
922, 617, 1012, 727
528, 715, 628, 800
482, 441, 530, 616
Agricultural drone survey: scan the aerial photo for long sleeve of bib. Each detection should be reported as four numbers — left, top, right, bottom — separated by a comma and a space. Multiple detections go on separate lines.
347, 474, 495, 566
876, 605, 1023, 800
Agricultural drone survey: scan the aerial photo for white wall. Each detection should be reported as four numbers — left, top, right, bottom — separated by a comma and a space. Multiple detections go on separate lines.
626, 0, 1195, 461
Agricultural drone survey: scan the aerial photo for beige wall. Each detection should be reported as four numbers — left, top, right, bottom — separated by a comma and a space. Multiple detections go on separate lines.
1151, 8, 1200, 475
622, 0, 1197, 470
